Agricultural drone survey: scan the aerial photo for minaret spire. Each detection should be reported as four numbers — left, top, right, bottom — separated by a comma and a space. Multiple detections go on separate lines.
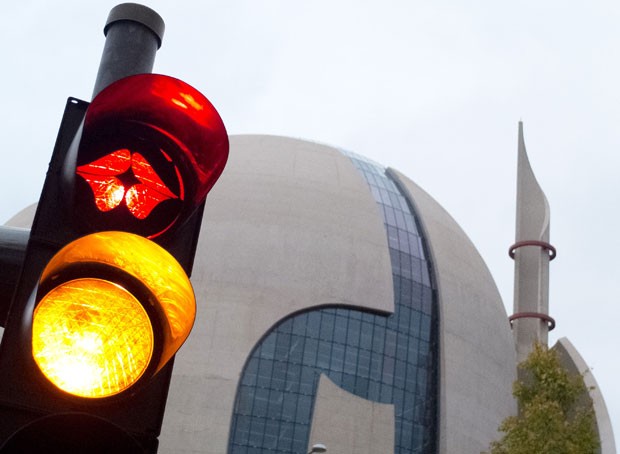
509, 122, 556, 363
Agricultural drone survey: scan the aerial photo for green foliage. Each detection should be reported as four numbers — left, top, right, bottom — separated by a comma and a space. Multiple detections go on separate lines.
485, 343, 599, 454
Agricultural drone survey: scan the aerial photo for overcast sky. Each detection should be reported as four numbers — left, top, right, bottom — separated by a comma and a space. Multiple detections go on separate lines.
2, 0, 619, 445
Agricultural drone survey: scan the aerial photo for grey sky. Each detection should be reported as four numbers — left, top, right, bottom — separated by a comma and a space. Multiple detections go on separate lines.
2, 0, 619, 444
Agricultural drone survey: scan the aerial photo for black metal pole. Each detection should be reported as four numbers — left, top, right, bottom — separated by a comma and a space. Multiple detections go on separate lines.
91, 3, 165, 98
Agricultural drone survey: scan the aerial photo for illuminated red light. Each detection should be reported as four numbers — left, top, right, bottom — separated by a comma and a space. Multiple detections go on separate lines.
77, 149, 180, 220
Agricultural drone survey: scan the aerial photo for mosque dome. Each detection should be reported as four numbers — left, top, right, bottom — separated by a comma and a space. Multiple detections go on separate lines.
6, 135, 517, 454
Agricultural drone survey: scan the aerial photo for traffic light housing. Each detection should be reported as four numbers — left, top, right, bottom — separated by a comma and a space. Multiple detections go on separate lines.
69, 73, 228, 240
0, 73, 228, 451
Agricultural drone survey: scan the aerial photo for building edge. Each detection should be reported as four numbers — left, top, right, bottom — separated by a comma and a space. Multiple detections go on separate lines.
553, 337, 616, 454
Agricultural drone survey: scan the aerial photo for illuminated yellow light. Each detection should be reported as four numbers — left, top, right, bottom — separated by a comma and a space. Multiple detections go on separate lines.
32, 278, 153, 398
33, 231, 196, 398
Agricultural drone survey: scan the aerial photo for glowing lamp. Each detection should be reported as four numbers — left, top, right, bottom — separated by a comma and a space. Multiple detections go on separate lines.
31, 231, 196, 399
69, 73, 229, 238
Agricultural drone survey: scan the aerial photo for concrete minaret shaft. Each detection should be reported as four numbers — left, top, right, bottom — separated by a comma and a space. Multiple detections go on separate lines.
509, 122, 556, 363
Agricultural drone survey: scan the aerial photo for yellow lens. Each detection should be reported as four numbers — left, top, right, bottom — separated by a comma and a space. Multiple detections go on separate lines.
32, 278, 154, 398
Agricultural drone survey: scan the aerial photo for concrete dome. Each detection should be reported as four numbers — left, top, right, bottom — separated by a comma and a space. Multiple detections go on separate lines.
6, 135, 516, 454
162, 135, 517, 453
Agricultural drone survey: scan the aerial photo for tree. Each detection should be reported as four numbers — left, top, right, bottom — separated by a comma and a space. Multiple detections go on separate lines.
485, 343, 599, 454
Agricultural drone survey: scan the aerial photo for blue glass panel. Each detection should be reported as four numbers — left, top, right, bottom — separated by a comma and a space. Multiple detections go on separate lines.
292, 425, 307, 453
330, 344, 345, 372
259, 335, 276, 360
358, 348, 371, 376
281, 393, 297, 421
370, 352, 383, 382
271, 360, 286, 388
319, 312, 335, 340
307, 312, 321, 337
296, 394, 312, 421
342, 372, 356, 391
360, 321, 373, 351
248, 417, 264, 445
241, 358, 258, 386
234, 415, 251, 445
300, 367, 315, 395
372, 326, 385, 353
316, 341, 331, 369
236, 386, 254, 415
288, 335, 304, 363
347, 318, 361, 345
263, 419, 279, 448
355, 376, 369, 395
256, 359, 273, 388
278, 421, 294, 451
267, 390, 283, 418
333, 316, 348, 344
292, 315, 307, 336
368, 379, 381, 401
303, 338, 318, 365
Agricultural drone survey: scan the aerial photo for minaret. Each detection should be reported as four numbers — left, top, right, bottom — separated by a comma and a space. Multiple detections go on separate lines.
509, 122, 556, 363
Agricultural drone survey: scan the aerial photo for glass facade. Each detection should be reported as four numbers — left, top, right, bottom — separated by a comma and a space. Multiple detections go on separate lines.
228, 153, 439, 453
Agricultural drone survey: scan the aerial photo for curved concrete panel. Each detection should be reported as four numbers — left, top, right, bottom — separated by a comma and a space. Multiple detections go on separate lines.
388, 168, 517, 454
161, 135, 394, 452
308, 373, 395, 453
554, 337, 616, 454
4, 204, 36, 229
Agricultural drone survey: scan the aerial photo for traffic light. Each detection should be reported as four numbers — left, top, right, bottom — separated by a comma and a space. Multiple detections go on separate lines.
68, 73, 228, 241
31, 231, 195, 400
0, 72, 228, 451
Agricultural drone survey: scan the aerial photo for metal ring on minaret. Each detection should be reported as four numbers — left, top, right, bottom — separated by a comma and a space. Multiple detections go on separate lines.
509, 240, 556, 260
509, 312, 556, 331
